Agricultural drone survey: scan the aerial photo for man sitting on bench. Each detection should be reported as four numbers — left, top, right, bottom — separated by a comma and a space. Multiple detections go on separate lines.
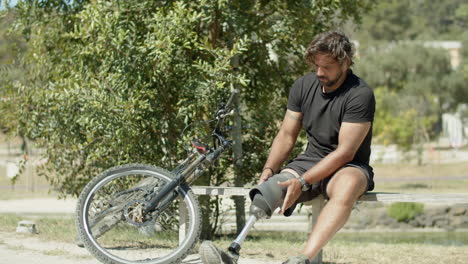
199, 30, 376, 264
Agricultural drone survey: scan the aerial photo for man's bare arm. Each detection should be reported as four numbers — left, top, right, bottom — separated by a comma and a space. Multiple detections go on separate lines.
259, 110, 303, 183
278, 121, 371, 213
301, 122, 371, 184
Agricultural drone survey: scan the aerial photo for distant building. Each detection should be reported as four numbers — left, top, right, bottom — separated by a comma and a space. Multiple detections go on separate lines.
442, 112, 466, 148
422, 41, 462, 69
353, 40, 462, 69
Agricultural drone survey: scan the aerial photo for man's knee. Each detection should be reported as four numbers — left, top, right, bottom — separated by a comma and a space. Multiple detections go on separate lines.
326, 167, 368, 204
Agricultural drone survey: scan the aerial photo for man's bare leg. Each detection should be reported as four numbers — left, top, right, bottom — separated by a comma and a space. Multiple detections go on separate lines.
302, 167, 368, 259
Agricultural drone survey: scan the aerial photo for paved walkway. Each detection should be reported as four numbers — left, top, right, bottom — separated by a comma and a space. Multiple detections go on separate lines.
0, 198, 77, 214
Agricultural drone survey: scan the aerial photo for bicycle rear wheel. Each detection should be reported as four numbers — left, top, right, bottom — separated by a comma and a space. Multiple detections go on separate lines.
76, 164, 201, 264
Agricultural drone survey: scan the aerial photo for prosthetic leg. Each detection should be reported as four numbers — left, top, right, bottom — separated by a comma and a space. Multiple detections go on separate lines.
228, 172, 300, 256
200, 172, 298, 264
227, 193, 275, 256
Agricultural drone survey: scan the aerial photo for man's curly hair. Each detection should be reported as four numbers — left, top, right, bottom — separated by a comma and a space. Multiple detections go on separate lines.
304, 31, 355, 67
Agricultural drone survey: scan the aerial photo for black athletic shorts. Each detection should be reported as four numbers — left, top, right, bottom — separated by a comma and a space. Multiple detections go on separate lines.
284, 154, 375, 200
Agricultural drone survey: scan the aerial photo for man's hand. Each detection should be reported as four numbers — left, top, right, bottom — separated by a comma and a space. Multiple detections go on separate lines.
277, 178, 302, 214
258, 170, 273, 185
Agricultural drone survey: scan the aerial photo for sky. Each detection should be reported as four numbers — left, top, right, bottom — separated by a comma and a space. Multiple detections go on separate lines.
0, 0, 18, 10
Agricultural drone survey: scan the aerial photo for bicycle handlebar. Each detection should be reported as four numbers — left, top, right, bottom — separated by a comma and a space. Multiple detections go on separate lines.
180, 88, 239, 181
214, 88, 239, 133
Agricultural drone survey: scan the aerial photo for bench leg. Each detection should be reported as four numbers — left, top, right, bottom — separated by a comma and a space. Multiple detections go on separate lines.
309, 195, 325, 264
179, 197, 188, 245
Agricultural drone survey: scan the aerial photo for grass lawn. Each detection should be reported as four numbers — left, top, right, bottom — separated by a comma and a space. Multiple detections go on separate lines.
375, 179, 468, 193
1, 213, 467, 263
0, 214, 76, 243
0, 160, 467, 263
373, 162, 468, 179
370, 162, 468, 194
322, 241, 468, 264
208, 231, 468, 263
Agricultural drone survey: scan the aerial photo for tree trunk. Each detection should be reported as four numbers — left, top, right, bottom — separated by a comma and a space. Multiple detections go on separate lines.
199, 168, 214, 240
231, 55, 246, 234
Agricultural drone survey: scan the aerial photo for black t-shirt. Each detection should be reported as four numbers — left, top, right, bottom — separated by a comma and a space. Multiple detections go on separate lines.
287, 70, 375, 165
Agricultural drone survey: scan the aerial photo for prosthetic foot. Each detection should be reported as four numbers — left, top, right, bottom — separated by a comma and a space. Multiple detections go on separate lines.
200, 173, 296, 264
199, 240, 239, 264
199, 194, 272, 264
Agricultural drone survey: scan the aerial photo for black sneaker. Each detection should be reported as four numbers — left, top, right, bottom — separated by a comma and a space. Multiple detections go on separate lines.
282, 255, 312, 264
199, 240, 239, 264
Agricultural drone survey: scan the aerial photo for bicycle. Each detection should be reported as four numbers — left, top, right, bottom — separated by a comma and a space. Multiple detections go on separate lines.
75, 89, 239, 264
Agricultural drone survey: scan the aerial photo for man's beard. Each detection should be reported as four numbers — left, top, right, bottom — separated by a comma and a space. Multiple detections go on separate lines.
318, 69, 343, 89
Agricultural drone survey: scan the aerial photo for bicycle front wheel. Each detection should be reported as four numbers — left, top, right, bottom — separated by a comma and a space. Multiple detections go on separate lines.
76, 164, 201, 264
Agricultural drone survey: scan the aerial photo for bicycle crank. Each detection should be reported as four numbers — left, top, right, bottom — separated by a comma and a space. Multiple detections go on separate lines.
123, 200, 155, 227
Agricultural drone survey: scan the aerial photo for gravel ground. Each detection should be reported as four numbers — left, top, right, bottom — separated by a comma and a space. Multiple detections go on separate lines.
0, 230, 279, 264
0, 244, 98, 264
0, 198, 77, 214
0, 197, 278, 264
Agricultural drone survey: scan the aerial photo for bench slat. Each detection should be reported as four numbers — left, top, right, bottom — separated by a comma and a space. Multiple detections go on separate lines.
192, 186, 250, 196
192, 186, 468, 204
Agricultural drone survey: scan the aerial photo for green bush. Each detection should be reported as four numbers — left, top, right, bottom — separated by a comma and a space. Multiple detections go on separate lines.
3, 0, 372, 197
2, 0, 372, 239
388, 202, 424, 222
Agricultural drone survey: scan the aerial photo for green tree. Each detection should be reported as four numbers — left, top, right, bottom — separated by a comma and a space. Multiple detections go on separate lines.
350, 0, 468, 164
5, 0, 371, 237
415, 0, 468, 39
357, 0, 414, 42
356, 0, 468, 42
460, 28, 468, 81
0, 9, 26, 133
354, 44, 465, 163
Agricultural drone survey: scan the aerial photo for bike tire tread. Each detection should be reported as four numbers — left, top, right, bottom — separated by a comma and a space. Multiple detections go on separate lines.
75, 163, 201, 264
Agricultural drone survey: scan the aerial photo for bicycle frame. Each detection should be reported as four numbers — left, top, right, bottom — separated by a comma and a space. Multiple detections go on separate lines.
142, 89, 239, 215
76, 88, 240, 264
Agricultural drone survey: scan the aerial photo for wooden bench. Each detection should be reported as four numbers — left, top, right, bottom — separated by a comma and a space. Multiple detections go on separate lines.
191, 186, 468, 264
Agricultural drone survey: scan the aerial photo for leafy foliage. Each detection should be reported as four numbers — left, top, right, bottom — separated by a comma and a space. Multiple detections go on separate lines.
2, 0, 371, 236
3, 0, 372, 193
388, 202, 424, 223
349, 0, 468, 166
371, 87, 437, 151
354, 36, 466, 155
356, 0, 468, 42
0, 9, 26, 134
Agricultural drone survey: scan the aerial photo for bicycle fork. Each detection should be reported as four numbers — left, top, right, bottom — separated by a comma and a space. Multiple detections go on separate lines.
144, 152, 206, 214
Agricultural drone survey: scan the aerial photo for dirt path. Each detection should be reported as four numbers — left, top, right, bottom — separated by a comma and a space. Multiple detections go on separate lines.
0, 198, 77, 214
0, 231, 99, 264
0, 245, 98, 264
0, 231, 278, 264
0, 198, 281, 263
